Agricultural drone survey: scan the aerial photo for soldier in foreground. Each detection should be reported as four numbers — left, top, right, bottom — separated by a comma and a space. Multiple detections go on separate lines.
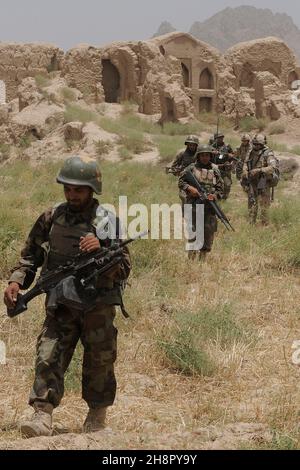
235, 133, 252, 181
178, 145, 224, 260
241, 134, 280, 225
211, 132, 235, 199
167, 135, 199, 176
3, 156, 131, 437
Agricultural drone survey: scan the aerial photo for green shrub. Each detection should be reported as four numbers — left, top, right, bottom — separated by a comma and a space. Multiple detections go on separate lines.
35, 74, 51, 88
64, 104, 98, 124
60, 87, 77, 103
95, 140, 114, 156
269, 122, 286, 135
155, 135, 183, 163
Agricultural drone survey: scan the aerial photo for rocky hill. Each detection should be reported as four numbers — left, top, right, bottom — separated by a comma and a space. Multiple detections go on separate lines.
152, 21, 176, 38
153, 6, 300, 60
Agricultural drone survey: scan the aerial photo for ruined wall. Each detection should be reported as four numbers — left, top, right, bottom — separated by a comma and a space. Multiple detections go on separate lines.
151, 32, 223, 114
223, 37, 300, 120
0, 43, 64, 102
62, 45, 104, 103
0, 34, 299, 123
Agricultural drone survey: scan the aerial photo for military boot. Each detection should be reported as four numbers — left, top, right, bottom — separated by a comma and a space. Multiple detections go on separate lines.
20, 402, 53, 438
83, 407, 107, 433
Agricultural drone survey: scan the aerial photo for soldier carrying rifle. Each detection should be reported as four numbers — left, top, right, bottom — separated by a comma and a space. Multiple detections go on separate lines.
3, 156, 132, 437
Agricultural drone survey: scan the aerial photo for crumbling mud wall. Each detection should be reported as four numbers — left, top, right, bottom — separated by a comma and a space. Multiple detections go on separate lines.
0, 34, 299, 122
0, 43, 64, 102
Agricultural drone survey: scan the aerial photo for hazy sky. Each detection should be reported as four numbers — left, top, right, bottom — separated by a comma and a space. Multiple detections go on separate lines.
0, 0, 299, 50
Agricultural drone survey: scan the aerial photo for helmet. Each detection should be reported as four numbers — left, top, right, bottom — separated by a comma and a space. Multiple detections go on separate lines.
214, 132, 224, 139
185, 135, 199, 145
56, 155, 102, 194
241, 133, 251, 142
196, 144, 214, 156
253, 134, 266, 146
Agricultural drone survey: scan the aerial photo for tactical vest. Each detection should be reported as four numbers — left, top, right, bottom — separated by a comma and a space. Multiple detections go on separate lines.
193, 167, 217, 191
46, 204, 97, 270
44, 202, 125, 310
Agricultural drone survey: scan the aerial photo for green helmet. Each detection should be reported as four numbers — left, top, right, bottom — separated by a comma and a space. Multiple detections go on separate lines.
196, 144, 214, 156
56, 155, 102, 194
185, 135, 199, 145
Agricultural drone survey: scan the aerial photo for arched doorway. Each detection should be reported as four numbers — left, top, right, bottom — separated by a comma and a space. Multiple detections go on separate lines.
0, 80, 6, 105
165, 97, 176, 121
288, 71, 299, 90
101, 60, 121, 103
181, 63, 190, 87
240, 63, 255, 87
199, 68, 214, 89
199, 97, 212, 113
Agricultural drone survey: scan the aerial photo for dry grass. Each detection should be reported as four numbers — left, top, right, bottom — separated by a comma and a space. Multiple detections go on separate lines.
0, 159, 300, 449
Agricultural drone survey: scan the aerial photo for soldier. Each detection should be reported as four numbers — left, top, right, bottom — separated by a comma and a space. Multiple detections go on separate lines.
167, 135, 199, 176
3, 156, 131, 437
178, 145, 224, 260
236, 133, 252, 181
241, 134, 280, 225
211, 132, 235, 200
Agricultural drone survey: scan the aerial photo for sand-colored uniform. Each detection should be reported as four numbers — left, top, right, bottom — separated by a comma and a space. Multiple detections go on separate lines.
241, 146, 279, 224
9, 199, 131, 410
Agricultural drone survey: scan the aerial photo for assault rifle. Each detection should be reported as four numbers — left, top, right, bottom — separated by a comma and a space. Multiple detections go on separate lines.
184, 169, 235, 232
7, 231, 148, 318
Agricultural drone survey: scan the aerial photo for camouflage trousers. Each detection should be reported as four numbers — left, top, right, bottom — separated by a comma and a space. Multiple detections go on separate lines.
220, 172, 232, 200
247, 186, 271, 224
186, 205, 218, 254
29, 303, 117, 409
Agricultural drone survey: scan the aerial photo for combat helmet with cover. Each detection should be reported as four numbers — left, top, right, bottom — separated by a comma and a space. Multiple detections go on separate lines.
185, 135, 199, 146
196, 144, 214, 156
56, 155, 102, 194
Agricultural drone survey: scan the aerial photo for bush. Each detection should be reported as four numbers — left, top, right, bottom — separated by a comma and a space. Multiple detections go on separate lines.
118, 130, 150, 154
64, 104, 98, 124
60, 87, 77, 103
239, 116, 268, 132
159, 305, 249, 377
269, 122, 286, 135
35, 74, 51, 88
95, 140, 114, 157
155, 135, 183, 163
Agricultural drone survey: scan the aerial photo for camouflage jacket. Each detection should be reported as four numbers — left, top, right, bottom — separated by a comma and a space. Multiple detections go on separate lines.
9, 199, 131, 305
178, 162, 224, 204
242, 146, 280, 186
170, 149, 197, 176
236, 143, 252, 180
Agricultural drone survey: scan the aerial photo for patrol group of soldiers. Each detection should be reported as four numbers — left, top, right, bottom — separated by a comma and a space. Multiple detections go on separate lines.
168, 131, 280, 259
2, 129, 280, 439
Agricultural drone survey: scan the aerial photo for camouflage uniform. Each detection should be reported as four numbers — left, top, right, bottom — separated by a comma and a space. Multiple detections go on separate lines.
236, 134, 252, 181
9, 198, 131, 411
169, 135, 199, 211
211, 137, 234, 200
178, 152, 224, 255
241, 137, 279, 224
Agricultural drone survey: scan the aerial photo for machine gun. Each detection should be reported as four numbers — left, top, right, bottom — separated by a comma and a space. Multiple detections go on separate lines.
7, 231, 147, 318
184, 169, 235, 232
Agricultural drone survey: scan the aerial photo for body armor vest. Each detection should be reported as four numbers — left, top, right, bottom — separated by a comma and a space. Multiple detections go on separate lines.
193, 167, 216, 191
46, 204, 97, 271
